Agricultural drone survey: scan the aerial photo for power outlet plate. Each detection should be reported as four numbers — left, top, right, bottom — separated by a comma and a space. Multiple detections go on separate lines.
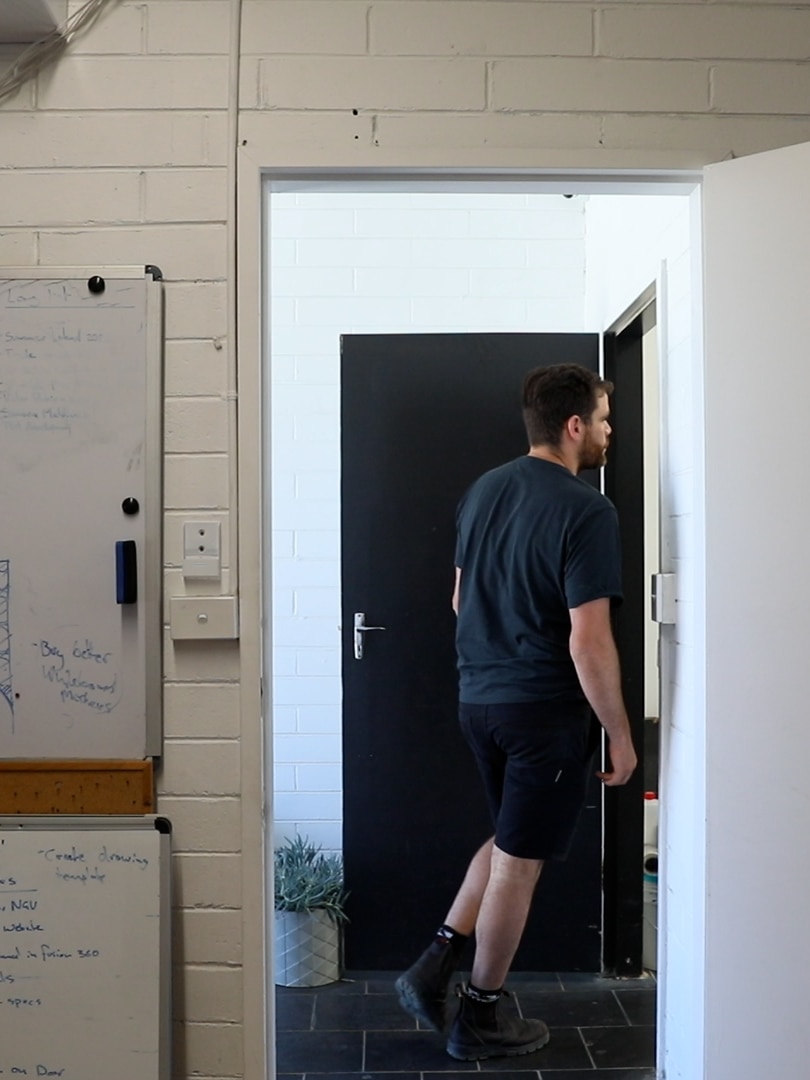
183, 521, 221, 579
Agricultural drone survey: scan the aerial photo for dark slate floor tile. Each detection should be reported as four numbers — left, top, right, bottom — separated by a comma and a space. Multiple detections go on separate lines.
615, 988, 657, 1026
318, 975, 373, 994
560, 971, 655, 991
425, 1073, 542, 1080
472, 1027, 591, 1071
581, 1024, 656, 1069
275, 971, 658, 1078
315, 991, 417, 1031
275, 990, 315, 1030
506, 971, 564, 989
541, 1071, 656, 1079
306, 1075, 421, 1080
366, 977, 401, 994
366, 972, 473, 995
364, 1030, 478, 1071
516, 989, 628, 1028
278, 976, 370, 995
345, 971, 402, 994
275, 1029, 364, 1073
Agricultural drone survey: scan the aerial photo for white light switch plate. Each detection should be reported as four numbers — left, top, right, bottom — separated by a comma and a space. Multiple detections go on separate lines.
170, 596, 239, 639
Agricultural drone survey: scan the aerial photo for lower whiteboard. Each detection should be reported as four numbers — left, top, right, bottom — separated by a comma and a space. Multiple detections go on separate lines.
0, 815, 171, 1080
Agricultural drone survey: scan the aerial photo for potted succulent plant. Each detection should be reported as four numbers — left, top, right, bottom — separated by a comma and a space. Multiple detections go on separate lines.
273, 834, 349, 987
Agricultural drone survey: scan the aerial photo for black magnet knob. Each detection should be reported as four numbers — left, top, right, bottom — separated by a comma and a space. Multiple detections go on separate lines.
88, 275, 106, 294
122, 498, 140, 515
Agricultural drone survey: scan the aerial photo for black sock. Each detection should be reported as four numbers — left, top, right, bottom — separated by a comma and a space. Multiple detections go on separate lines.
466, 981, 502, 1003
435, 924, 469, 957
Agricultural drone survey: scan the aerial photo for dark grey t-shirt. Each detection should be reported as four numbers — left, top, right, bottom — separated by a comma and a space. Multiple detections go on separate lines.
455, 456, 622, 704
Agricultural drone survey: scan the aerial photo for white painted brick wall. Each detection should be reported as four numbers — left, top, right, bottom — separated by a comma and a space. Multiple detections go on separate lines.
177, 962, 243, 1022
0, 170, 140, 225
493, 58, 711, 113
270, 190, 588, 852
159, 797, 241, 854
145, 0, 231, 55
598, 5, 810, 61
4, 1, 810, 1076
164, 454, 230, 510
371, 1, 593, 56
241, 0, 368, 54
259, 56, 488, 111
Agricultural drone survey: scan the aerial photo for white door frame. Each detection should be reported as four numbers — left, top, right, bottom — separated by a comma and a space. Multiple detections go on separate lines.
236, 160, 704, 1080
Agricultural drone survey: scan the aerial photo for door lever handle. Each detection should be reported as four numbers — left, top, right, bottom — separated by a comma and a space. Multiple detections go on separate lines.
354, 612, 386, 660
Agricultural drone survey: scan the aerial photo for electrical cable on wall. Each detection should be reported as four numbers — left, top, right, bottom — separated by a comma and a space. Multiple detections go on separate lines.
0, 0, 118, 105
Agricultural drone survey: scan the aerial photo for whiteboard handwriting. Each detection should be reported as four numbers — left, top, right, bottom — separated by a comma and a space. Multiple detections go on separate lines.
32, 639, 120, 717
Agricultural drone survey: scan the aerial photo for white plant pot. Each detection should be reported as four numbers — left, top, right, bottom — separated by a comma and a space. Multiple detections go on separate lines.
274, 908, 342, 987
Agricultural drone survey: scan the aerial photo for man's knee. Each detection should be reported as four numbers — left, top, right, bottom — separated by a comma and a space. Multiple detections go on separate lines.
490, 844, 543, 885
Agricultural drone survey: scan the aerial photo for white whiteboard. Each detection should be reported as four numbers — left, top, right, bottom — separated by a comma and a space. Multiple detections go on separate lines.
0, 815, 171, 1079
0, 269, 163, 758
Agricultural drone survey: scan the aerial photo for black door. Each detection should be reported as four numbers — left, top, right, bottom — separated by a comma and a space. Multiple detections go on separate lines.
340, 332, 603, 971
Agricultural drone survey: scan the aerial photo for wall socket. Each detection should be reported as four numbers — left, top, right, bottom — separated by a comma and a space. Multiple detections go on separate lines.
182, 521, 221, 579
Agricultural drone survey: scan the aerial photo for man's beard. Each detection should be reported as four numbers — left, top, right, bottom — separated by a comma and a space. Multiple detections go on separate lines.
578, 434, 607, 472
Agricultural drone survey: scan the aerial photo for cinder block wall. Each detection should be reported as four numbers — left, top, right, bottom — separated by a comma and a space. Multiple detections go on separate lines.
3, 2, 810, 1077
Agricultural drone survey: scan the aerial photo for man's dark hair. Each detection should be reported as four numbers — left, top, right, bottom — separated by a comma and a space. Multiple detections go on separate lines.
522, 363, 613, 447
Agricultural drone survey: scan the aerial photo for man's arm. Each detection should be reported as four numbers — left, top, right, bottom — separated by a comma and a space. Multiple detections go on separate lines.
452, 566, 462, 615
569, 597, 637, 786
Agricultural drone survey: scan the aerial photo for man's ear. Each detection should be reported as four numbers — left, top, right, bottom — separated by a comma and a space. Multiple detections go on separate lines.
565, 414, 584, 441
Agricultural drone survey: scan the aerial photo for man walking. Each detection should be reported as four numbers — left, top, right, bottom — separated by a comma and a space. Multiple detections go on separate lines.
396, 363, 638, 1061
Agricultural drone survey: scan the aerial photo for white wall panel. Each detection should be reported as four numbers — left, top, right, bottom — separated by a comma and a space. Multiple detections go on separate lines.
702, 139, 810, 1080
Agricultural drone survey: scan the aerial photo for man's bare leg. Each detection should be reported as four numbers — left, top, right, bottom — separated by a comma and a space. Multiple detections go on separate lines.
470, 845, 543, 990
443, 835, 495, 935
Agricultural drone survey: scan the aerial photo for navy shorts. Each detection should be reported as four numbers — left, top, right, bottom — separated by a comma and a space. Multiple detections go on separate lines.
459, 699, 598, 861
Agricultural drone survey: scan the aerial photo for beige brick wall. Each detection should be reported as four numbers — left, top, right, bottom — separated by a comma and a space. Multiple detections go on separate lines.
3, 2, 810, 1077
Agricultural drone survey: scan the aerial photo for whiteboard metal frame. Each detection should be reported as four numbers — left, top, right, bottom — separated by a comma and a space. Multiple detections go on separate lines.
1, 266, 165, 756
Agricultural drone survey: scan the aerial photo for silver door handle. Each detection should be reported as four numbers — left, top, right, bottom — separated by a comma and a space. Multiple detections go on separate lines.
354, 612, 386, 660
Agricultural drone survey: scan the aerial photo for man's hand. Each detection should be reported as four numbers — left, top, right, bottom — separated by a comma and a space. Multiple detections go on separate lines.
596, 738, 638, 786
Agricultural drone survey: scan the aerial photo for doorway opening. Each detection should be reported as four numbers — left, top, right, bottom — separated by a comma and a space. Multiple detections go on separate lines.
265, 178, 696, 1074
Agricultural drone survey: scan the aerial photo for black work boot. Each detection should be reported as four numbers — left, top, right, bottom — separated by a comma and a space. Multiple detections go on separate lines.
446, 985, 550, 1061
395, 938, 460, 1032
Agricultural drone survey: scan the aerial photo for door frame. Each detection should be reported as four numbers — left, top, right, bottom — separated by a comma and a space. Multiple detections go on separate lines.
237, 161, 705, 1080
603, 289, 658, 976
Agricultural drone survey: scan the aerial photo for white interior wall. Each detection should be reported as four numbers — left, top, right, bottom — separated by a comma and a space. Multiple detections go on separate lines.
270, 190, 589, 851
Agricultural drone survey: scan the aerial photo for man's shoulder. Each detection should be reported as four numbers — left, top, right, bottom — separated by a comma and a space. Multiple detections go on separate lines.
459, 457, 523, 501
567, 478, 617, 517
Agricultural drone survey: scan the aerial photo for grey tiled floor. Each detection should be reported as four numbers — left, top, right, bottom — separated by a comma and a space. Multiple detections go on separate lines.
276, 970, 656, 1077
